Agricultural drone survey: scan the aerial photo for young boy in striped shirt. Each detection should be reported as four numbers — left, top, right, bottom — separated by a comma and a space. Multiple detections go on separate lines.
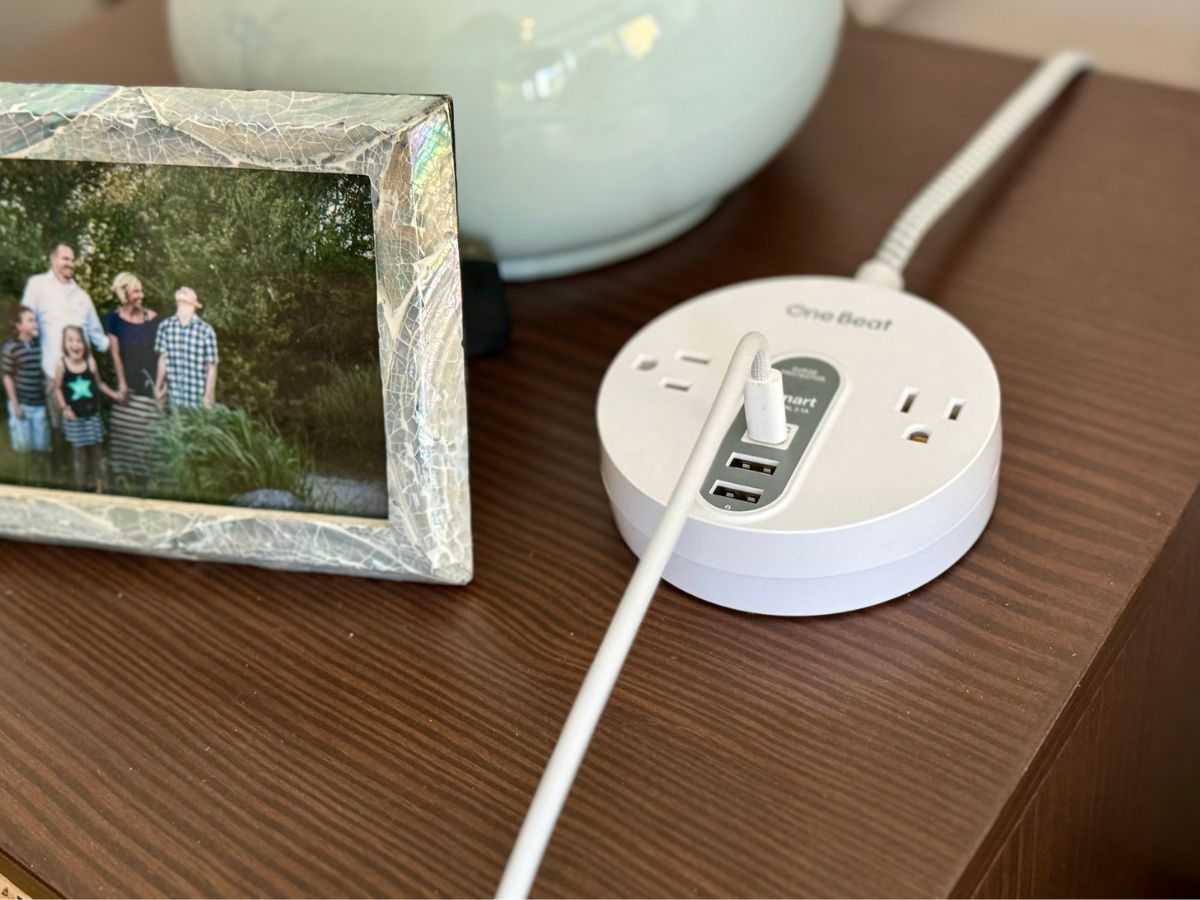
3, 307, 51, 473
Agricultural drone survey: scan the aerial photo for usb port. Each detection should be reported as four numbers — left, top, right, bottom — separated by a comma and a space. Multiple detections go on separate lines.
710, 480, 764, 505
727, 452, 778, 476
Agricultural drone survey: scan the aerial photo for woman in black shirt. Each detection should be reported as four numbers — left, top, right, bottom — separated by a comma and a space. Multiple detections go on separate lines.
105, 272, 163, 480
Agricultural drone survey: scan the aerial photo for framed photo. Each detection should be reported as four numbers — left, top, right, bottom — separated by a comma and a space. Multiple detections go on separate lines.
0, 83, 470, 583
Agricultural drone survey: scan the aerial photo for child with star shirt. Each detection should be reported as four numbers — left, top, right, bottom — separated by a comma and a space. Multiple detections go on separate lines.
55, 324, 121, 492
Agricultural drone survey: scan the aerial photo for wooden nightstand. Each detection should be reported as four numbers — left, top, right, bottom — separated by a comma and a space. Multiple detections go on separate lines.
2, 1, 1199, 896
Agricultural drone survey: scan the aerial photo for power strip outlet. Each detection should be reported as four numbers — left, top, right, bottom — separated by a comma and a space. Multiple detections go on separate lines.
597, 276, 1002, 616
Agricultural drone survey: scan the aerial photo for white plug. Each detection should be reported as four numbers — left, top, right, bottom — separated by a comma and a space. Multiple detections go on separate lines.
597, 275, 1002, 616
743, 362, 789, 446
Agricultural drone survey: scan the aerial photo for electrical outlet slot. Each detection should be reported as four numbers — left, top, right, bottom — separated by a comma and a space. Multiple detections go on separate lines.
727, 452, 779, 476
633, 354, 658, 371
661, 377, 692, 392
677, 350, 711, 366
906, 426, 931, 444
742, 423, 798, 451
947, 399, 965, 421
710, 481, 763, 505
898, 388, 918, 414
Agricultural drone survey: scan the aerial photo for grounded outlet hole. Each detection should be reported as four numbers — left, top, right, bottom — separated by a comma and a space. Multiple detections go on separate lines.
906, 427, 930, 444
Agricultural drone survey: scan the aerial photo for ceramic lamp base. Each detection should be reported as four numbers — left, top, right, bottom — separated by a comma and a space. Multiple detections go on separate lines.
496, 198, 719, 282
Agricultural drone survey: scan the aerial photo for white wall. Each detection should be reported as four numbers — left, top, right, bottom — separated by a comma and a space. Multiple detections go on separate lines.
850, 0, 1200, 90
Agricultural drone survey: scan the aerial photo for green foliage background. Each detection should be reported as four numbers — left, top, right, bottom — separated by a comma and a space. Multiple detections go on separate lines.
0, 158, 385, 480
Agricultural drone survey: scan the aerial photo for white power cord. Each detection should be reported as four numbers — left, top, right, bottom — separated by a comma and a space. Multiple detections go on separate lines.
495, 333, 784, 899
855, 49, 1092, 291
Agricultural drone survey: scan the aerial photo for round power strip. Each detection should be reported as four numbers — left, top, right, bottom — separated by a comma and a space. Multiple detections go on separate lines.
597, 276, 1002, 616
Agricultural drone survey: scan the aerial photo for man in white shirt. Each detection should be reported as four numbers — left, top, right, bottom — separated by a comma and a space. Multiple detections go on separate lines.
21, 242, 111, 428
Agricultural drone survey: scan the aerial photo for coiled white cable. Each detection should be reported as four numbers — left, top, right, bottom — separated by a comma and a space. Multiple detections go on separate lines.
855, 50, 1092, 291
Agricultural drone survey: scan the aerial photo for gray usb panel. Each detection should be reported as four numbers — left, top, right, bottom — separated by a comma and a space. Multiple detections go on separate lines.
702, 356, 841, 512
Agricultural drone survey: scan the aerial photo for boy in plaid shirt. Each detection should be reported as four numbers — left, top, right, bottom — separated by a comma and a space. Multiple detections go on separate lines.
155, 286, 218, 409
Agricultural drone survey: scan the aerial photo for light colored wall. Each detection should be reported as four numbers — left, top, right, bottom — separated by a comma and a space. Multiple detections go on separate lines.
850, 0, 1200, 90
0, 0, 107, 53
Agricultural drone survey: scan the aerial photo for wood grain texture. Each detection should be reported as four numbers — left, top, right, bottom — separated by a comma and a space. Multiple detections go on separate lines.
1, 4, 1200, 896
971, 492, 1200, 897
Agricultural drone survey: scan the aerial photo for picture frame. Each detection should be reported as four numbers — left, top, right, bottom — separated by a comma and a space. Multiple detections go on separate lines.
0, 83, 471, 584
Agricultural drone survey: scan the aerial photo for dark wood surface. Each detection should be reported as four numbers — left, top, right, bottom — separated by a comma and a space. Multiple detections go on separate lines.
973, 495, 1200, 897
2, 2, 1200, 896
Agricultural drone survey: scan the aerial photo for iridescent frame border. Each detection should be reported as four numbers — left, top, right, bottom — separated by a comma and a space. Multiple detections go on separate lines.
0, 83, 470, 583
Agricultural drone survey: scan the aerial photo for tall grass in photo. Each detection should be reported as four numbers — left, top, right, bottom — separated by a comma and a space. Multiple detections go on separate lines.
307, 363, 387, 477
153, 406, 313, 506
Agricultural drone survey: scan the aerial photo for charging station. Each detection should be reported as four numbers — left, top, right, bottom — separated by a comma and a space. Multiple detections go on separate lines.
597, 276, 1002, 616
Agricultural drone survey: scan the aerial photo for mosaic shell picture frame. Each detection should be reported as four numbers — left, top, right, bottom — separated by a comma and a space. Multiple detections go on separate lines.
0, 83, 470, 584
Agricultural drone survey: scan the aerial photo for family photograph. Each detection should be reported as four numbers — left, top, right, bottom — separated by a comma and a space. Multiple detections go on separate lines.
0, 158, 387, 518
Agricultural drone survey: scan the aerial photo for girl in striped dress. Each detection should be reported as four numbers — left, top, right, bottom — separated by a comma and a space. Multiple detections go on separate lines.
55, 325, 121, 492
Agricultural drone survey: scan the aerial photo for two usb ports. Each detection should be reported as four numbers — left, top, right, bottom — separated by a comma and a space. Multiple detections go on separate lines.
710, 452, 779, 505
702, 355, 838, 512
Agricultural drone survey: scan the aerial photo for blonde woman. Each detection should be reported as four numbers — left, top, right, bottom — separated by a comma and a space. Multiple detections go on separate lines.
104, 272, 162, 479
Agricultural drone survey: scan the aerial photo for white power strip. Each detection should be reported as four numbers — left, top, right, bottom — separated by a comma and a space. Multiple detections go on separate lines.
597, 275, 1001, 615
497, 50, 1092, 899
